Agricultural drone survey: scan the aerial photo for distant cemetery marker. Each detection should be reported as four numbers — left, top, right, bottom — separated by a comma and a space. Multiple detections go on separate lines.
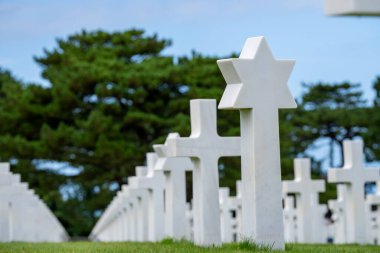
283, 158, 326, 243
328, 140, 380, 243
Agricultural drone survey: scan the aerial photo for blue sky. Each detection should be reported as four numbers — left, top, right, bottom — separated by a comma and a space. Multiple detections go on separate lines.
0, 0, 379, 172
0, 0, 379, 102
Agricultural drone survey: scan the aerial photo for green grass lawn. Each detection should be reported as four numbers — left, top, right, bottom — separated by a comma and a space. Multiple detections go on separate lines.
0, 240, 380, 253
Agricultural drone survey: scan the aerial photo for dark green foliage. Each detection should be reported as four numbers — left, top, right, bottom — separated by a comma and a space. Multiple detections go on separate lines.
296, 82, 367, 167
364, 77, 380, 162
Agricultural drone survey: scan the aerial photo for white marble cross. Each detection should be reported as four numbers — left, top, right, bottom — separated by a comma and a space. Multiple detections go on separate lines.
366, 181, 380, 244
122, 183, 149, 242
283, 195, 297, 243
314, 200, 329, 244
230, 180, 242, 242
328, 139, 380, 244
282, 158, 325, 243
126, 196, 138, 241
153, 133, 193, 240
366, 202, 378, 245
185, 202, 193, 241
129, 153, 165, 242
328, 184, 348, 244
167, 99, 240, 246
219, 187, 234, 243
217, 36, 296, 250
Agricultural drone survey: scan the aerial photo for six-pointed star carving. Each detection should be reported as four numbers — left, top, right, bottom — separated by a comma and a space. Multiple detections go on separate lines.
217, 36, 297, 110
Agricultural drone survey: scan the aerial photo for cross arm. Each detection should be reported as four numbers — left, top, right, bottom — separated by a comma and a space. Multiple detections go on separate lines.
312, 180, 326, 193
216, 136, 241, 157
167, 137, 199, 158
364, 167, 380, 182
328, 168, 352, 183
282, 181, 301, 194
159, 157, 193, 172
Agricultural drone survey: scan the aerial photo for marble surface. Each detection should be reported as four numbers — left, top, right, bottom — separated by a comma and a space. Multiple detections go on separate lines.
129, 153, 165, 242
366, 181, 380, 244
328, 184, 348, 244
217, 36, 296, 250
154, 133, 193, 240
0, 163, 68, 242
167, 99, 240, 246
283, 196, 297, 243
283, 158, 326, 243
328, 140, 380, 244
219, 187, 234, 243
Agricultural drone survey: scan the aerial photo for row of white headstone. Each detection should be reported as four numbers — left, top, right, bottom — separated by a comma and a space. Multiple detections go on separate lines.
90, 36, 380, 249
89, 141, 243, 243
89, 98, 241, 245
90, 128, 380, 246
0, 163, 68, 242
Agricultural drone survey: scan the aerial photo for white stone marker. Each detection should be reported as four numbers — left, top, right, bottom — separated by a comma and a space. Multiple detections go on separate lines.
0, 162, 67, 242
1, 183, 68, 242
167, 99, 240, 246
328, 139, 380, 244
125, 166, 150, 242
131, 166, 148, 241
328, 184, 348, 244
366, 181, 380, 244
185, 202, 194, 241
313, 199, 328, 244
217, 36, 296, 249
129, 154, 165, 242
282, 158, 325, 243
324, 0, 380, 16
219, 187, 234, 243
366, 201, 377, 244
283, 195, 297, 243
124, 189, 138, 241
230, 180, 242, 242
0, 164, 18, 242
153, 133, 193, 240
